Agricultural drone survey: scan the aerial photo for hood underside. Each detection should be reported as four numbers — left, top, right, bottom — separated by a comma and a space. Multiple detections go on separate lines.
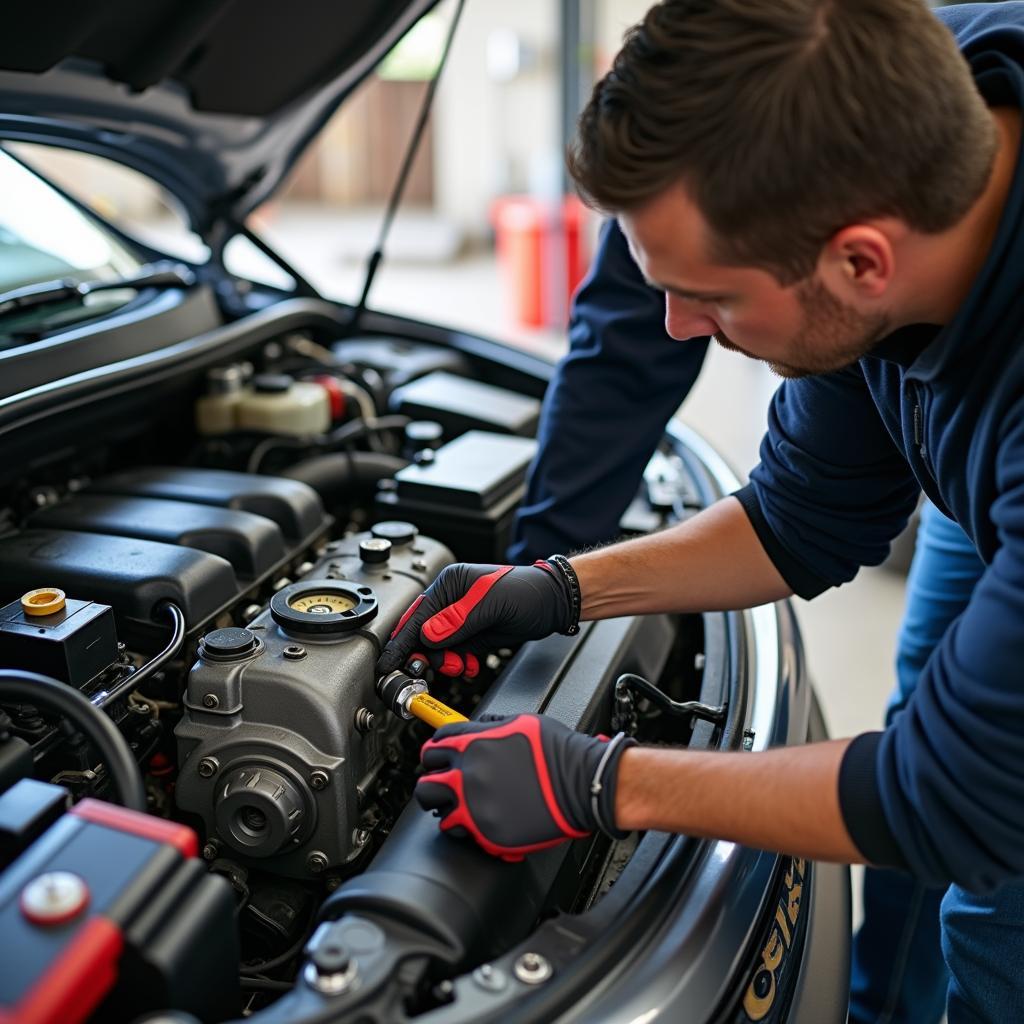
0, 0, 436, 234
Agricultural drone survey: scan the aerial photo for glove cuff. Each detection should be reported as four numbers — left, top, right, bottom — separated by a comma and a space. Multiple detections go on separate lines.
589, 732, 637, 840
544, 554, 582, 636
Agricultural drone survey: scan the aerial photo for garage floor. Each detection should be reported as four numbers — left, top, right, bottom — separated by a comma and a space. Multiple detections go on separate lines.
255, 203, 914, 928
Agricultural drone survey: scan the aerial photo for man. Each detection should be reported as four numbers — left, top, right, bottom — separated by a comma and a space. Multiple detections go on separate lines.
510, 213, 980, 1024
379, 2, 1024, 1019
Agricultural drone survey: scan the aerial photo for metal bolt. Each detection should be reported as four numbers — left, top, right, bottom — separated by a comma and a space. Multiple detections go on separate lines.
307, 851, 329, 874
296, 561, 315, 576
304, 957, 357, 995
354, 708, 376, 734
694, 652, 707, 671
514, 952, 553, 985
242, 604, 262, 621
201, 693, 219, 709
283, 645, 307, 661
472, 962, 508, 992
202, 840, 221, 861
310, 770, 329, 791
353, 828, 370, 847
197, 757, 219, 778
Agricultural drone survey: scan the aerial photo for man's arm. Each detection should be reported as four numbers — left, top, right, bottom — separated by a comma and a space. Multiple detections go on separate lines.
572, 494, 791, 619
616, 742, 863, 863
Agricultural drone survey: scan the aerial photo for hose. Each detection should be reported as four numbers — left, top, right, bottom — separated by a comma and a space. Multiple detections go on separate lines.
92, 602, 186, 710
280, 451, 408, 502
246, 415, 409, 474
0, 669, 146, 810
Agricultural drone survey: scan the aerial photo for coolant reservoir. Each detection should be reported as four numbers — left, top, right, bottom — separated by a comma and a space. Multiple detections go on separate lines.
195, 364, 248, 436
235, 374, 331, 436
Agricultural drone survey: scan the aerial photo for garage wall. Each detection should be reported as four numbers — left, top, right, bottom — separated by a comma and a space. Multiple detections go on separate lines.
432, 0, 559, 238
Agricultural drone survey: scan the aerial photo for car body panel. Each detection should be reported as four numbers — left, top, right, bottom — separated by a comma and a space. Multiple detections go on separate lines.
0, 0, 438, 233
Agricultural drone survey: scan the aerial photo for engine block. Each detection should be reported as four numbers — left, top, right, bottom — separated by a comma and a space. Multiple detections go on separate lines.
175, 525, 452, 878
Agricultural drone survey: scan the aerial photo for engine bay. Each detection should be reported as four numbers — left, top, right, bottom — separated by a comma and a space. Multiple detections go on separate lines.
0, 326, 717, 1022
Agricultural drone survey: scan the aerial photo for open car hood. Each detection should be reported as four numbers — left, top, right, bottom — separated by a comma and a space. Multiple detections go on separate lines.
0, 0, 437, 236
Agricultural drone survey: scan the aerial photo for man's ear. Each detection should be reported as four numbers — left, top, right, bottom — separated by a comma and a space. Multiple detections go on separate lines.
818, 225, 896, 301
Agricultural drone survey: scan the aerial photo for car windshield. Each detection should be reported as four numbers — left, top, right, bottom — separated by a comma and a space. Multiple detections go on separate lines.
0, 148, 141, 332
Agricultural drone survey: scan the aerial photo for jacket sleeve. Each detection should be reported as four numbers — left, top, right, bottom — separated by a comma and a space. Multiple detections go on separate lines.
735, 364, 921, 598
841, 407, 1024, 890
508, 220, 709, 563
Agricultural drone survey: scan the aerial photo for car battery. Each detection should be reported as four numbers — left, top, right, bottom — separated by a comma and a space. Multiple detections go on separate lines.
376, 430, 538, 563
0, 794, 239, 1024
389, 371, 541, 439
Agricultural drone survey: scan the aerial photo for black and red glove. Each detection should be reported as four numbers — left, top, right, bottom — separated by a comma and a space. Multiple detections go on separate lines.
376, 560, 578, 680
415, 714, 636, 861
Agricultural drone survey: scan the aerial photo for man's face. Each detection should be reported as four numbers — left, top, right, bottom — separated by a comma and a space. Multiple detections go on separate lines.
619, 185, 891, 378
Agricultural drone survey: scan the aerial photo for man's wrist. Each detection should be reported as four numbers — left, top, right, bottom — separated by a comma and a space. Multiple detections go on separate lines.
613, 746, 646, 832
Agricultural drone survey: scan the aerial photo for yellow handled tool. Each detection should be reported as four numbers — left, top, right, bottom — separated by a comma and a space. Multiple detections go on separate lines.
407, 692, 468, 728
377, 670, 467, 728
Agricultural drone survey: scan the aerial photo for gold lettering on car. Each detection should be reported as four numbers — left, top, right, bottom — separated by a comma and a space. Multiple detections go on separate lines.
743, 858, 806, 1021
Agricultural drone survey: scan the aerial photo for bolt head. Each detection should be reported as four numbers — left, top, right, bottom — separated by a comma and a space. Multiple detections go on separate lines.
513, 951, 552, 985
307, 851, 329, 874
202, 841, 220, 861
310, 770, 329, 790
201, 693, 219, 709
473, 962, 508, 992
197, 757, 219, 779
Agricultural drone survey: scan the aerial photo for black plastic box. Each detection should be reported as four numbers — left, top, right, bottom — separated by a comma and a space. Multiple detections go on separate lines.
0, 596, 118, 688
376, 431, 538, 562
389, 371, 541, 439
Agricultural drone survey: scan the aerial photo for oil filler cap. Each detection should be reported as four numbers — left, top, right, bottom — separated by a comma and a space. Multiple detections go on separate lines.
200, 627, 259, 662
359, 537, 392, 565
20, 588, 66, 617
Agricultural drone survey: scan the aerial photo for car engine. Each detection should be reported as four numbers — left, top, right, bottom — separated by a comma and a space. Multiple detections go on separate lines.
0, 331, 709, 1023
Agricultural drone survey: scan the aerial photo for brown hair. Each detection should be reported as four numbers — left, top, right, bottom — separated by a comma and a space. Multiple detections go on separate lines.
568, 0, 998, 283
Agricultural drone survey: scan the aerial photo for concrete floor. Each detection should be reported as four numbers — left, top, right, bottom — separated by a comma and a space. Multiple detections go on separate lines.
255, 203, 916, 931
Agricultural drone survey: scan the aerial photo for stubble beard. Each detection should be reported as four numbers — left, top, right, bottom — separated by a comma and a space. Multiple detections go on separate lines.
713, 278, 891, 380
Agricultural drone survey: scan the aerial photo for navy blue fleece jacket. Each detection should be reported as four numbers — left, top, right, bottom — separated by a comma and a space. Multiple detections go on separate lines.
736, 3, 1024, 891
508, 219, 708, 562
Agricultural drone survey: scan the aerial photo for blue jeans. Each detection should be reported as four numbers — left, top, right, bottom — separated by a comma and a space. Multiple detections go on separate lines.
848, 501, 997, 1023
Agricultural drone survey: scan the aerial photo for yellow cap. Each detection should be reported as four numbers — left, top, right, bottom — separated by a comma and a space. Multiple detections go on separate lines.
21, 588, 66, 617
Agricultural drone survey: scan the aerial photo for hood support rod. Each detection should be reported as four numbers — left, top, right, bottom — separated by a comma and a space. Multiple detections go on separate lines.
349, 0, 468, 332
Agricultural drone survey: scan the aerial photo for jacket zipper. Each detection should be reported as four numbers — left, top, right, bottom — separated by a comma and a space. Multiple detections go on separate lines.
912, 384, 936, 488
913, 400, 926, 459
